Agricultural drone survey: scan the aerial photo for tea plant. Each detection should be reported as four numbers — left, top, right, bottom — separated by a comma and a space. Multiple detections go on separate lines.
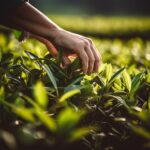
0, 33, 150, 150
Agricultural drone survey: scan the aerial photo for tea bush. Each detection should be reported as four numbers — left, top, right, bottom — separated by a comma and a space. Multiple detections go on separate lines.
0, 31, 150, 150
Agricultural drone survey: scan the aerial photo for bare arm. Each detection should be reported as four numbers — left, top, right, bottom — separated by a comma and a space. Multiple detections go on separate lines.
2, 2, 101, 74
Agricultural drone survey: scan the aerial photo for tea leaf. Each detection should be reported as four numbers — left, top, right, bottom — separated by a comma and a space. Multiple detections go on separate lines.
69, 127, 91, 142
33, 81, 48, 109
57, 108, 83, 133
148, 97, 150, 111
130, 73, 144, 98
13, 107, 35, 122
0, 86, 4, 103
71, 58, 81, 72
122, 70, 131, 92
25, 50, 39, 60
43, 64, 58, 93
108, 67, 125, 85
96, 74, 105, 87
106, 95, 129, 109
106, 64, 112, 82
0, 48, 2, 62
128, 124, 150, 139
59, 89, 80, 103
35, 108, 56, 132
49, 60, 68, 78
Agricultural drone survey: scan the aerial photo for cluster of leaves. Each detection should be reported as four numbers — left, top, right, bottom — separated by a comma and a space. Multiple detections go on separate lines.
0, 33, 150, 150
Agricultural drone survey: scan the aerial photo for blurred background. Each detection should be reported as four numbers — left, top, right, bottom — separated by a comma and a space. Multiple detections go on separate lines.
31, 0, 150, 16
28, 0, 150, 39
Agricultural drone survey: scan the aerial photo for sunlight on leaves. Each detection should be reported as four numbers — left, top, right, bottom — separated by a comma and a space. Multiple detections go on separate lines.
59, 89, 80, 103
33, 81, 48, 109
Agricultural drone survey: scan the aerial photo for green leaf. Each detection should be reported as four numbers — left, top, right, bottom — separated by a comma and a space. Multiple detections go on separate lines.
57, 108, 83, 133
130, 73, 144, 98
35, 108, 56, 132
25, 50, 42, 67
146, 73, 150, 83
0, 86, 4, 103
81, 80, 95, 96
128, 124, 150, 140
12, 107, 35, 122
95, 74, 105, 88
70, 58, 81, 72
148, 97, 150, 111
106, 95, 129, 109
113, 83, 122, 91
43, 64, 58, 93
113, 77, 122, 91
67, 76, 83, 88
49, 60, 68, 79
59, 89, 80, 103
108, 67, 125, 86
0, 48, 2, 62
122, 70, 132, 92
106, 64, 112, 82
13, 30, 22, 40
131, 110, 150, 124
69, 127, 91, 142
64, 85, 82, 93
25, 50, 39, 60
112, 91, 128, 96
64, 76, 83, 92
33, 81, 48, 108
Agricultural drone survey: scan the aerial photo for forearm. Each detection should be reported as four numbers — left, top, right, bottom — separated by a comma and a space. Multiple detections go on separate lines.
3, 2, 61, 40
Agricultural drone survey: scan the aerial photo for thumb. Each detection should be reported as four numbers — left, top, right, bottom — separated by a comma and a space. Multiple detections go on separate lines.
62, 54, 72, 68
46, 42, 58, 57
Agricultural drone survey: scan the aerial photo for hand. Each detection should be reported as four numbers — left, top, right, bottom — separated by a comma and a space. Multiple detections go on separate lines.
20, 29, 102, 74
19, 31, 72, 67
50, 29, 102, 74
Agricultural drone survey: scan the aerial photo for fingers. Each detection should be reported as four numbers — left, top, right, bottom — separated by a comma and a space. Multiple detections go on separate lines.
82, 39, 101, 74
29, 33, 58, 57
45, 41, 58, 57
84, 46, 95, 74
90, 44, 102, 73
77, 48, 89, 74
69, 35, 101, 73
62, 53, 72, 67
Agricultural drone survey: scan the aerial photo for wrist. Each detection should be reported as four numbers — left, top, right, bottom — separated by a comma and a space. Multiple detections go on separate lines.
47, 27, 64, 41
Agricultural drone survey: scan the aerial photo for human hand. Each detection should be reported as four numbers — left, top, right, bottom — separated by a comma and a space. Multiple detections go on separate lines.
20, 29, 102, 74
19, 31, 72, 67
50, 29, 102, 74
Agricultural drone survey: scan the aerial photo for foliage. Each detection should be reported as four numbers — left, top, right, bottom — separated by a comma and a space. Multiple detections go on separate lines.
0, 31, 150, 150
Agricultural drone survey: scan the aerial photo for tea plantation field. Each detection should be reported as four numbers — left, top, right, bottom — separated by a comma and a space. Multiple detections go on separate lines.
0, 16, 150, 150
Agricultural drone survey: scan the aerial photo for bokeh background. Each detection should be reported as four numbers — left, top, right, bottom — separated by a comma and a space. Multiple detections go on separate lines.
27, 0, 150, 39
31, 0, 150, 16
